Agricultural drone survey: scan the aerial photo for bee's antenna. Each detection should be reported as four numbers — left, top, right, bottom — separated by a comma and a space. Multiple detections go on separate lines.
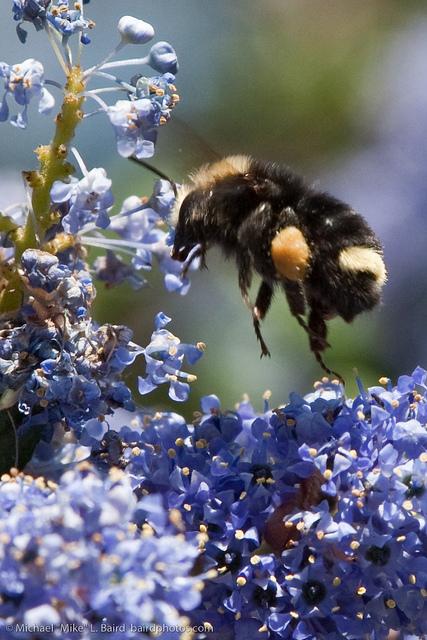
129, 156, 178, 196
173, 115, 222, 161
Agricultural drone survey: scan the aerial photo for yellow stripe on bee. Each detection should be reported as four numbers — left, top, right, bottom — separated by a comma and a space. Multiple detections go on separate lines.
338, 246, 387, 285
271, 226, 311, 281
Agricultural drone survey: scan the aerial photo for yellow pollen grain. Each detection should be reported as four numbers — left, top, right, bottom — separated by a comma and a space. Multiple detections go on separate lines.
195, 439, 207, 449
142, 524, 154, 537
391, 399, 399, 408
168, 448, 176, 458
350, 541, 360, 550
323, 469, 333, 480
183, 504, 191, 512
356, 586, 366, 596
258, 624, 268, 633
175, 438, 185, 447
285, 574, 295, 581
169, 509, 183, 527
357, 411, 365, 420
316, 531, 325, 540
296, 521, 305, 531
356, 612, 364, 620
290, 611, 299, 619
333, 577, 341, 587
262, 431, 271, 438
379, 377, 389, 385
236, 576, 246, 587
415, 393, 423, 402
396, 535, 406, 542
409, 574, 417, 585
182, 467, 190, 476
235, 530, 244, 540
199, 524, 207, 533
420, 452, 427, 463
308, 555, 316, 564
386, 599, 396, 609
308, 448, 318, 457
235, 612, 241, 621
349, 449, 358, 458
250, 555, 261, 565
131, 447, 141, 456
332, 606, 340, 613
313, 380, 322, 389
403, 500, 413, 511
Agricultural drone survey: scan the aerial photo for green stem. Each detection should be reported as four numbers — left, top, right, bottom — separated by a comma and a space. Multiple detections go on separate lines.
15, 66, 85, 258
1, 67, 86, 314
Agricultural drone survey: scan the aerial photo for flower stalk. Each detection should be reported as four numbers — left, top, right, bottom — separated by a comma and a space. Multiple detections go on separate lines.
17, 66, 85, 256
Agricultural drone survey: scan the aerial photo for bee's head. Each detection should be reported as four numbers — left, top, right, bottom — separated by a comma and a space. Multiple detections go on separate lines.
170, 201, 201, 263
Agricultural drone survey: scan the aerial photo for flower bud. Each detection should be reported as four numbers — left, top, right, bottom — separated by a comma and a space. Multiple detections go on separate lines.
148, 41, 178, 74
118, 16, 155, 45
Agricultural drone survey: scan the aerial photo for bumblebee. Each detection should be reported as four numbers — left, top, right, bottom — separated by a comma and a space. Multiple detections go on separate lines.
169, 155, 387, 380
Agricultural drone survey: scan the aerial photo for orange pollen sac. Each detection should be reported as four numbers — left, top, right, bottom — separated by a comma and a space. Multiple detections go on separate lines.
271, 226, 310, 281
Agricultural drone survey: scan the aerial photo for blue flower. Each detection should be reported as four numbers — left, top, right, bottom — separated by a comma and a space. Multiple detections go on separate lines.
0, 58, 54, 128
46, 0, 95, 45
138, 312, 204, 402
51, 167, 114, 234
107, 98, 162, 159
12, 0, 49, 41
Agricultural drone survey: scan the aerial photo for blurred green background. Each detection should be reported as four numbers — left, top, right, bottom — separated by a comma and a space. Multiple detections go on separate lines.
1, 0, 427, 415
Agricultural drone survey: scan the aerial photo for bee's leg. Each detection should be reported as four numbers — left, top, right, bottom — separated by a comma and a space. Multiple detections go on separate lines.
237, 252, 253, 309
237, 255, 272, 357
308, 308, 345, 384
181, 244, 206, 277
283, 281, 344, 383
253, 280, 273, 358
282, 280, 306, 317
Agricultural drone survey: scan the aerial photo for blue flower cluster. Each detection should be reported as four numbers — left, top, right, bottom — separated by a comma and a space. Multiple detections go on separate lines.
90, 180, 193, 293
106, 70, 179, 159
0, 246, 202, 446
12, 0, 95, 44
0, 249, 141, 435
94, 369, 427, 639
0, 463, 203, 639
